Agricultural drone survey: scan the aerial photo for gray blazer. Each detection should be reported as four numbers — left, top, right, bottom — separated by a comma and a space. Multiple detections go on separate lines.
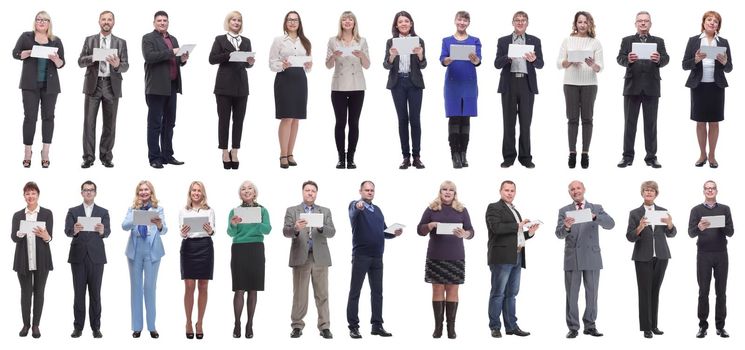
626, 204, 677, 261
555, 202, 615, 271
77, 33, 129, 97
283, 204, 335, 267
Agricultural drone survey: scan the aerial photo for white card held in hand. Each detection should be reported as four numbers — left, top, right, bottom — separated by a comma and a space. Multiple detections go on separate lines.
567, 50, 593, 63
392, 36, 420, 54
338, 45, 360, 57
645, 210, 669, 226
523, 219, 543, 230
77, 216, 102, 232
20, 220, 46, 235
436, 222, 463, 235
507, 44, 534, 58
31, 45, 58, 59
288, 55, 312, 67
702, 215, 726, 229
183, 216, 210, 236
229, 51, 255, 62
450, 44, 476, 61
566, 208, 593, 224
92, 48, 118, 61
234, 207, 261, 224
700, 45, 726, 58
176, 44, 196, 56
299, 213, 324, 228
631, 42, 657, 59
384, 223, 405, 234
133, 210, 159, 225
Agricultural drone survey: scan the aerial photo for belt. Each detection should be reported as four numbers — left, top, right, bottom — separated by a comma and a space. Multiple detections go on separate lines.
97, 76, 111, 81
512, 73, 526, 78
398, 72, 410, 78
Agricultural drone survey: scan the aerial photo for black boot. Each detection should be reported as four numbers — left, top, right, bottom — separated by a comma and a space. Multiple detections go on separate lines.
581, 153, 589, 169
346, 151, 357, 169
445, 301, 458, 339
460, 151, 468, 168
451, 150, 462, 169
432, 301, 445, 338
568, 152, 577, 168
336, 152, 346, 169
460, 125, 470, 167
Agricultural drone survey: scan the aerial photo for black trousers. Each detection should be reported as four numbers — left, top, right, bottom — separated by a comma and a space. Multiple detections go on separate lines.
697, 251, 728, 330
634, 258, 668, 331
215, 94, 248, 149
331, 90, 365, 155
501, 76, 534, 163
17, 269, 50, 327
83, 79, 119, 162
72, 255, 105, 331
622, 94, 658, 162
22, 84, 58, 145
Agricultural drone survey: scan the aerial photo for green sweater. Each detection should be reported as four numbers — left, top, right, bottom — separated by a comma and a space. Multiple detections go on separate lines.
227, 206, 272, 243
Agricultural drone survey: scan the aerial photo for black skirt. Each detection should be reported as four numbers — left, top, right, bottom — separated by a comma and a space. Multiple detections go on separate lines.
231, 242, 265, 291
274, 67, 308, 119
424, 258, 465, 285
180, 237, 214, 280
690, 82, 725, 122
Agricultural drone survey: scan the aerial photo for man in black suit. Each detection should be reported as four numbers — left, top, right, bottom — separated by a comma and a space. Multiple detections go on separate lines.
78, 11, 129, 169
64, 180, 111, 338
494, 11, 543, 169
485, 180, 539, 338
142, 10, 188, 168
616, 11, 669, 169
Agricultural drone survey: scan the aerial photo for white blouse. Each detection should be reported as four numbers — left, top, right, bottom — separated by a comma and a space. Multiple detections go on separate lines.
178, 207, 215, 239
269, 34, 311, 73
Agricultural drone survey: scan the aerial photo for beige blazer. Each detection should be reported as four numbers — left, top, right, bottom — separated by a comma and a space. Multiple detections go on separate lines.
326, 36, 368, 91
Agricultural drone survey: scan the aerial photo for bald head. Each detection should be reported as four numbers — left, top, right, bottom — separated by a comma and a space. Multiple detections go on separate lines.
568, 180, 585, 203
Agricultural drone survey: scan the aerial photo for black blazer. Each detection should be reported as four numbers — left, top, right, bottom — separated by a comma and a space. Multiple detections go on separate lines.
494, 33, 543, 94
12, 31, 65, 93
383, 37, 427, 89
209, 34, 253, 96
616, 34, 669, 97
64, 204, 111, 264
485, 200, 533, 267
77, 33, 129, 97
682, 35, 733, 89
11, 207, 54, 273
626, 205, 677, 261
142, 30, 186, 95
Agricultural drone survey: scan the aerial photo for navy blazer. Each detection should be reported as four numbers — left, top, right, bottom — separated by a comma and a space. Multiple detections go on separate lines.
616, 34, 670, 97
555, 202, 615, 271
682, 35, 733, 89
485, 199, 533, 268
64, 204, 111, 264
494, 33, 543, 94
142, 30, 186, 95
12, 31, 65, 93
383, 37, 427, 89
11, 207, 54, 273
77, 33, 129, 97
209, 34, 253, 96
626, 204, 677, 261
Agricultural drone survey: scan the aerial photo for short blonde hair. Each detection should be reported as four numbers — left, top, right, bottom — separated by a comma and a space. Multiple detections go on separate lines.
185, 181, 210, 210
224, 11, 243, 33
640, 180, 659, 196
132, 180, 159, 208
33, 11, 55, 40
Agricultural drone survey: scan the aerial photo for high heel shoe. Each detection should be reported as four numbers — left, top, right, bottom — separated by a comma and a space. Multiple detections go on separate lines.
230, 149, 239, 169
195, 322, 203, 339
223, 151, 232, 170
41, 160, 50, 168
287, 154, 297, 166
23, 150, 32, 168
186, 332, 194, 339
233, 322, 241, 338
695, 157, 707, 167
279, 156, 289, 169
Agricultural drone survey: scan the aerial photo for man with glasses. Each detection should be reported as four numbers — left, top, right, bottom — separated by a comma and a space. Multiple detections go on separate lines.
688, 180, 734, 338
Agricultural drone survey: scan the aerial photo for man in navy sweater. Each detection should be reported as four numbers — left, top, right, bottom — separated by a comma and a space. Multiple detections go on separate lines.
346, 180, 403, 339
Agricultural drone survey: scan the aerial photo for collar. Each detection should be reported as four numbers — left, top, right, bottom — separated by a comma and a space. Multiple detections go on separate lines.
512, 32, 525, 41
575, 200, 586, 208
84, 202, 95, 210
25, 206, 40, 215
362, 201, 375, 212
283, 33, 298, 42
703, 201, 718, 209
100, 33, 111, 41
644, 204, 655, 211
699, 32, 720, 42
303, 204, 314, 212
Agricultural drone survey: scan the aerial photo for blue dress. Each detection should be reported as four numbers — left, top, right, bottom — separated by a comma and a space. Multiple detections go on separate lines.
440, 35, 481, 117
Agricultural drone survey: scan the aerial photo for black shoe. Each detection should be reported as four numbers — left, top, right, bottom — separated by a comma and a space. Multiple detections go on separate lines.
696, 327, 706, 338
695, 157, 707, 167
150, 161, 163, 169
617, 158, 632, 168
644, 330, 653, 338
287, 154, 298, 166
102, 160, 114, 168
491, 329, 502, 338
290, 328, 302, 338
581, 153, 589, 169
186, 332, 194, 339
223, 153, 232, 170
413, 157, 425, 169
233, 322, 241, 338
452, 151, 463, 169
32, 326, 41, 338
500, 161, 514, 168
19, 325, 30, 337
150, 331, 159, 339
245, 325, 253, 338
371, 326, 392, 337
320, 329, 333, 339
349, 328, 362, 339
651, 328, 664, 335
93, 330, 103, 338
41, 160, 50, 168
568, 153, 577, 168
584, 328, 603, 337
346, 153, 357, 169
645, 159, 662, 168
166, 158, 185, 165
460, 151, 469, 167
195, 333, 203, 339
71, 329, 83, 338
399, 157, 411, 169
716, 328, 729, 338
280, 156, 289, 169
710, 161, 719, 168
336, 155, 346, 169
520, 160, 535, 169
81, 160, 94, 168
506, 327, 530, 336
132, 331, 141, 338
566, 330, 578, 338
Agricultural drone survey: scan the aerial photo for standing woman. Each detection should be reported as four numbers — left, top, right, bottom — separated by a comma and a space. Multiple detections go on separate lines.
179, 181, 215, 339
270, 11, 312, 169
557, 11, 603, 169
417, 181, 474, 339
683, 11, 733, 168
228, 181, 271, 338
12, 11, 65, 168
625, 181, 676, 339
384, 11, 427, 169
326, 11, 370, 169
11, 182, 53, 338
209, 11, 255, 170
122, 180, 167, 339
440, 11, 481, 169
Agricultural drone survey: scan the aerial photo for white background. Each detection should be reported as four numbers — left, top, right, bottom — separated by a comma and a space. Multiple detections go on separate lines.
2, 0, 742, 349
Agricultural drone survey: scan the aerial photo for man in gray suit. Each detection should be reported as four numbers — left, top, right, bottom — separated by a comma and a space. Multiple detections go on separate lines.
555, 180, 614, 338
77, 11, 128, 168
283, 180, 336, 339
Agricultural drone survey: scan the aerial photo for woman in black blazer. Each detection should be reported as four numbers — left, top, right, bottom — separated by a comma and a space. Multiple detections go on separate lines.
12, 11, 65, 168
11, 181, 53, 338
209, 11, 255, 170
682, 11, 733, 168
384, 11, 427, 169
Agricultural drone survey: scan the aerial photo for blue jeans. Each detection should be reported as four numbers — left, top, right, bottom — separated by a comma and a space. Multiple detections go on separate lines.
390, 76, 423, 158
346, 255, 384, 330
488, 252, 522, 331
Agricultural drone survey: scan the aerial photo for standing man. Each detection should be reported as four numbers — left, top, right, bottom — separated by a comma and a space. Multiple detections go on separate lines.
688, 180, 734, 338
283, 181, 336, 339
485, 180, 539, 338
494, 11, 543, 169
346, 181, 402, 339
142, 10, 188, 169
77, 11, 129, 169
64, 180, 111, 338
616, 11, 669, 169
555, 180, 615, 338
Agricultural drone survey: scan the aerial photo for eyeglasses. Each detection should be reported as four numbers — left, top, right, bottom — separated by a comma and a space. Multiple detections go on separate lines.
35, 18, 50, 23
286, 18, 299, 23
513, 19, 527, 23
704, 187, 717, 191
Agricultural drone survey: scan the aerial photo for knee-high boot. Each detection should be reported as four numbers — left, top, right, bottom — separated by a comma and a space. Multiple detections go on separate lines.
460, 125, 470, 167
432, 301, 445, 338
446, 301, 458, 339
448, 124, 462, 169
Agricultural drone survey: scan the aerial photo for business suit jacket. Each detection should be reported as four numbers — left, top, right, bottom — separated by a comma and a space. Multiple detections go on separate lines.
283, 204, 336, 267
485, 199, 533, 268
494, 33, 543, 94
626, 205, 677, 261
122, 206, 167, 261
555, 202, 615, 271
209, 34, 253, 96
12, 31, 65, 93
327, 37, 369, 91
617, 34, 669, 96
142, 30, 185, 95
682, 35, 733, 89
383, 37, 427, 89
64, 204, 111, 264
11, 207, 54, 273
77, 33, 129, 97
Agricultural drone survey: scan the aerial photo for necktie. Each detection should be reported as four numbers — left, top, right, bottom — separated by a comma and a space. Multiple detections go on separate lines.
229, 34, 240, 50
577, 202, 583, 210
639, 35, 648, 43
99, 37, 108, 75
305, 206, 313, 252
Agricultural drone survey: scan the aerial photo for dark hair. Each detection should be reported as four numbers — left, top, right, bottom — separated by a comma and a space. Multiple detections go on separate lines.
23, 181, 40, 194
153, 10, 168, 20
284, 11, 312, 54
302, 180, 318, 191
455, 11, 470, 22
391, 11, 416, 37
81, 180, 97, 191
360, 180, 375, 189
100, 10, 115, 20
500, 180, 515, 190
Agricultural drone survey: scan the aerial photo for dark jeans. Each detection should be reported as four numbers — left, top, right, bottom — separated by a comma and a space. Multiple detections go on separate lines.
72, 255, 105, 331
22, 84, 57, 145
18, 269, 50, 327
390, 76, 423, 158
83, 78, 119, 162
623, 94, 659, 161
488, 252, 522, 331
145, 80, 178, 163
501, 76, 534, 163
331, 90, 365, 155
697, 251, 728, 330
215, 94, 248, 149
634, 258, 668, 331
564, 84, 597, 153
347, 255, 383, 330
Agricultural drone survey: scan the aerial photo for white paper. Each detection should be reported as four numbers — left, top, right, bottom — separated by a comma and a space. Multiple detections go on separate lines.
235, 207, 261, 224
31, 45, 58, 59
631, 42, 657, 60
176, 44, 196, 56
567, 50, 593, 63
384, 223, 405, 234
92, 48, 118, 61
645, 210, 669, 226
700, 45, 726, 58
566, 209, 593, 224
77, 216, 101, 232
337, 45, 360, 57
507, 44, 534, 59
183, 216, 209, 237
523, 219, 543, 230
300, 213, 324, 228
436, 222, 463, 235
450, 44, 476, 61
133, 210, 159, 226
392, 36, 420, 54
702, 215, 726, 229
229, 51, 255, 62
288, 55, 312, 67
